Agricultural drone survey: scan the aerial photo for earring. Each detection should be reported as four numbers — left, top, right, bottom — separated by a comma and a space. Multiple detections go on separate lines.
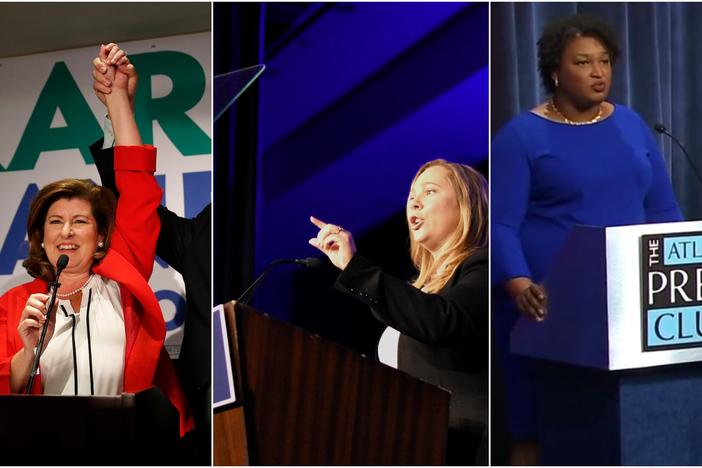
41, 242, 44, 249
98, 241, 104, 248
554, 76, 559, 87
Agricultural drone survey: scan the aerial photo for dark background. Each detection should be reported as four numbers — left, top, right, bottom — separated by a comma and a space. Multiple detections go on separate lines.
214, 2, 488, 356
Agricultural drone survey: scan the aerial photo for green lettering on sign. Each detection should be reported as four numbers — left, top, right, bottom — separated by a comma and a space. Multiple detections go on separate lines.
10, 62, 101, 171
130, 51, 210, 155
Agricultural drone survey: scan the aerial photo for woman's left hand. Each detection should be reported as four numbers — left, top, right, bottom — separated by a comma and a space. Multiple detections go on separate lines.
308, 216, 356, 270
95, 42, 142, 145
93, 43, 138, 110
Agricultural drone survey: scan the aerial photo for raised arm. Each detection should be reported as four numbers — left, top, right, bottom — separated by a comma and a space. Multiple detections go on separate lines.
102, 45, 141, 146
98, 44, 161, 279
308, 214, 487, 344
91, 47, 205, 272
90, 42, 138, 198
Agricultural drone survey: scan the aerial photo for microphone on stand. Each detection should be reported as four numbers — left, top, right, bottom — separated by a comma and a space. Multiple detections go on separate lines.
25, 254, 69, 394
237, 257, 321, 305
653, 123, 702, 185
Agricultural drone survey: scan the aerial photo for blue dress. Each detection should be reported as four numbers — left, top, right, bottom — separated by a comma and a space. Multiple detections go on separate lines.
491, 104, 682, 439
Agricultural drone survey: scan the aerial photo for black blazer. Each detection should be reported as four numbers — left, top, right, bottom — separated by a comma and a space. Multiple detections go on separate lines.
89, 140, 211, 407
334, 247, 488, 464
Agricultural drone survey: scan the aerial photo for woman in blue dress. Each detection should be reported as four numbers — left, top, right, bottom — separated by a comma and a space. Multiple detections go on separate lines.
491, 14, 682, 465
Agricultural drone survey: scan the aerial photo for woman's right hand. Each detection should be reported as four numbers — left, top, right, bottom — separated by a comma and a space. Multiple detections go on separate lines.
506, 277, 547, 321
17, 293, 54, 353
308, 216, 357, 270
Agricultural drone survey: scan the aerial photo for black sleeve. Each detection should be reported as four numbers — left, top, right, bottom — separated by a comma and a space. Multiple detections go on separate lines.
156, 204, 211, 273
334, 250, 488, 346
89, 138, 119, 198
90, 138, 210, 274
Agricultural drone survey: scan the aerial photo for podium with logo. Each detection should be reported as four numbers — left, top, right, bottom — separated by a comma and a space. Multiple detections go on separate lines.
512, 221, 702, 465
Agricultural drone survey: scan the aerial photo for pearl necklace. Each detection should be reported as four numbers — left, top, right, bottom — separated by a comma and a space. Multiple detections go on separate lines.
548, 98, 603, 125
57, 274, 94, 299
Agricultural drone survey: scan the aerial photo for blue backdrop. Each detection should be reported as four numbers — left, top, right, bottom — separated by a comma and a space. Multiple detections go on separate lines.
492, 1, 702, 220
215, 2, 488, 354
491, 2, 702, 462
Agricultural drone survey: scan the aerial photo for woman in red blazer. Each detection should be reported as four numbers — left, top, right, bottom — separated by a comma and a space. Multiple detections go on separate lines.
0, 44, 192, 436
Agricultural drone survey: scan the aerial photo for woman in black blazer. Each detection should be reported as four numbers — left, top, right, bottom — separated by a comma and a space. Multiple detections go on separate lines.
309, 159, 488, 465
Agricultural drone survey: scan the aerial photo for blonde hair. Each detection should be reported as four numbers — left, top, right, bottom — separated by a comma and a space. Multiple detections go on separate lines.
409, 160, 488, 293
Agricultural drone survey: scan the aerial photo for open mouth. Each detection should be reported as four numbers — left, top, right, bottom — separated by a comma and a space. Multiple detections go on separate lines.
57, 244, 78, 252
592, 82, 606, 92
409, 216, 424, 231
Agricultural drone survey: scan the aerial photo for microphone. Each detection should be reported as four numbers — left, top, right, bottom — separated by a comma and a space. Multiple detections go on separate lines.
293, 257, 322, 268
25, 254, 69, 394
653, 123, 702, 185
56, 254, 69, 276
237, 257, 321, 305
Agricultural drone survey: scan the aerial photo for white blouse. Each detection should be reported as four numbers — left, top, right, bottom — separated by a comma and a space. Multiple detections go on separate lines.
40, 275, 126, 396
377, 326, 401, 369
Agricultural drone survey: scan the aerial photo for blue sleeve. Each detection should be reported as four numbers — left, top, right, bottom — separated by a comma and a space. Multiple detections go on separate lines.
491, 121, 533, 284
641, 122, 684, 222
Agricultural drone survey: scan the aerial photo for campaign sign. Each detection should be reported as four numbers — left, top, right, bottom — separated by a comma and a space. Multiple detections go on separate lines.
642, 232, 702, 351
0, 33, 211, 358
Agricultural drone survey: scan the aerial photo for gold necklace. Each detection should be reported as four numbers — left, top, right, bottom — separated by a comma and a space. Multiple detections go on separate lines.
548, 98, 603, 125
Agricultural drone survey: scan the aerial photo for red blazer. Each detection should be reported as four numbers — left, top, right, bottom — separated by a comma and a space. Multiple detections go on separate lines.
0, 146, 193, 436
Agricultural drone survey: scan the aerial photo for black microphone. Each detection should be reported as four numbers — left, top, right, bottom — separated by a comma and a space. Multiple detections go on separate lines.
25, 254, 69, 394
654, 123, 702, 185
55, 254, 69, 275
237, 257, 321, 305
293, 257, 322, 268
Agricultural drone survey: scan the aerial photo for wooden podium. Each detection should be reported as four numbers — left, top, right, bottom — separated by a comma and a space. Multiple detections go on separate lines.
214, 302, 451, 465
0, 387, 179, 465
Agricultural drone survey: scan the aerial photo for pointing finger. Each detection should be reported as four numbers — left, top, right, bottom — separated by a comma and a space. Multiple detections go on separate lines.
310, 216, 327, 229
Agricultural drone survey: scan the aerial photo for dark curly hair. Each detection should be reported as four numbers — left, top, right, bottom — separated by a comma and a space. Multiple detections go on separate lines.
538, 14, 620, 94
23, 179, 116, 282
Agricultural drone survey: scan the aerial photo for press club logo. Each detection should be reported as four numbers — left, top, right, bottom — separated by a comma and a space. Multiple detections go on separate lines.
642, 232, 702, 351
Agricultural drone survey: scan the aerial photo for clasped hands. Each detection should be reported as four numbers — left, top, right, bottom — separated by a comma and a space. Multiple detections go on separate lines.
92, 43, 137, 107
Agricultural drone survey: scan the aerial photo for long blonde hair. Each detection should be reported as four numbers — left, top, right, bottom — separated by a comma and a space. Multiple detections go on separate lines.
409, 160, 488, 293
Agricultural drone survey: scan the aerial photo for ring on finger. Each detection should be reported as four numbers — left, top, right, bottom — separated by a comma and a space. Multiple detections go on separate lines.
335, 226, 344, 234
